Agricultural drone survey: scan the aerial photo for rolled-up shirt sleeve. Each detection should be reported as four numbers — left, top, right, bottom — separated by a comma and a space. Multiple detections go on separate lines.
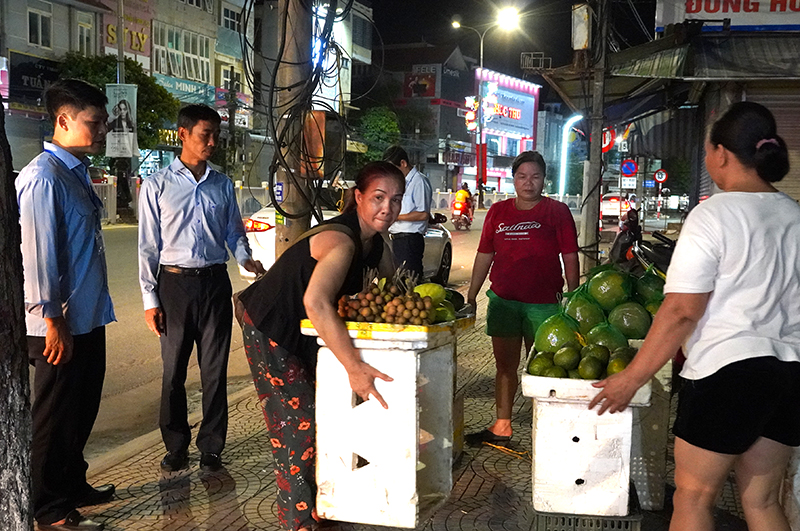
223, 181, 252, 266
19, 178, 63, 319
138, 179, 163, 310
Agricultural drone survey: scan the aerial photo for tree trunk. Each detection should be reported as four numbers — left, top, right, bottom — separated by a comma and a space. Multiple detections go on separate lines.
0, 96, 34, 529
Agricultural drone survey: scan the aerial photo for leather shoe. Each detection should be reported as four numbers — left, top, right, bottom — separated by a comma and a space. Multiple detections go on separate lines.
160, 449, 189, 472
38, 509, 104, 530
200, 452, 222, 472
74, 483, 115, 507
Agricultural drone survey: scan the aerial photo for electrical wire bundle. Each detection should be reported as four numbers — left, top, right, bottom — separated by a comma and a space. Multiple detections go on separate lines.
238, 0, 357, 222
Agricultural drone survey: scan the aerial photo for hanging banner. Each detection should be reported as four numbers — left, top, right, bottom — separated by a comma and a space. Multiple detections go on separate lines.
105, 84, 139, 158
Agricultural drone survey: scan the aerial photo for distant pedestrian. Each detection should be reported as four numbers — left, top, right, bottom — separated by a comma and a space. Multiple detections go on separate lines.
18, 79, 116, 531
466, 151, 580, 445
138, 104, 265, 473
591, 101, 800, 531
383, 145, 432, 280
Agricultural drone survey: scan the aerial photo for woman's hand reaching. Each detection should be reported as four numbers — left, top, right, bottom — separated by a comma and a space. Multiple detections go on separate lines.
347, 361, 393, 409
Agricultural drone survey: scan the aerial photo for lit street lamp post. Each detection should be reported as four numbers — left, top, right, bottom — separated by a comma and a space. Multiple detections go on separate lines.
452, 7, 519, 209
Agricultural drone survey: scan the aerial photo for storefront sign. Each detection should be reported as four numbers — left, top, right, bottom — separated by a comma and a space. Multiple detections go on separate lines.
0, 56, 9, 106
215, 88, 252, 129
8, 52, 60, 111
481, 83, 536, 137
153, 73, 214, 105
404, 73, 436, 98
656, 0, 800, 31
101, 0, 152, 56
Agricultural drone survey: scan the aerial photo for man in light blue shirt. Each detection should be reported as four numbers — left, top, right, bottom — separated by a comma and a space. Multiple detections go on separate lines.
17, 79, 115, 531
383, 145, 432, 279
138, 104, 264, 473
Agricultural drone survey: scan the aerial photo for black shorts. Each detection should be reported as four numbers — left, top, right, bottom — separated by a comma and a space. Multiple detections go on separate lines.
673, 356, 800, 455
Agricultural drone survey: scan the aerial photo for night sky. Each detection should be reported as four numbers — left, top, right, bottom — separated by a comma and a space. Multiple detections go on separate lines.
372, 0, 657, 90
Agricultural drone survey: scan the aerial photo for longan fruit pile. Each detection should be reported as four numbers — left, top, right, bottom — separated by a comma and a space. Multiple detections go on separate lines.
337, 282, 434, 326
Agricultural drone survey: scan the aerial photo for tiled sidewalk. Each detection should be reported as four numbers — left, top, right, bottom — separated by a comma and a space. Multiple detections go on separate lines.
81, 292, 747, 531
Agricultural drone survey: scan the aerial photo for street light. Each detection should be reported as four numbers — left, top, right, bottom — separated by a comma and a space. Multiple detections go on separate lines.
559, 114, 583, 199
452, 7, 520, 208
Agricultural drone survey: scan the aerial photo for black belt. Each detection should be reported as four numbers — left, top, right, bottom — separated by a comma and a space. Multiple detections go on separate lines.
160, 264, 227, 277
390, 232, 422, 240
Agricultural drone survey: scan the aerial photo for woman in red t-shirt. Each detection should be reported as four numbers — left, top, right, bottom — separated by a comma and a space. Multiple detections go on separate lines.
465, 151, 580, 444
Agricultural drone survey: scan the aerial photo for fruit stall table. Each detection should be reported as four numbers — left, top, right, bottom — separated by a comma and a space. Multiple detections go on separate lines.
301, 316, 474, 529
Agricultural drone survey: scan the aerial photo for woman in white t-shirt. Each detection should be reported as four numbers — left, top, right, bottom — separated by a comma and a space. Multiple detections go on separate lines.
590, 101, 800, 531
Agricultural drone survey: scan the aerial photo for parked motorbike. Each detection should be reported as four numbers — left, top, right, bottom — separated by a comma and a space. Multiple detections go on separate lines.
607, 208, 675, 277
451, 200, 472, 231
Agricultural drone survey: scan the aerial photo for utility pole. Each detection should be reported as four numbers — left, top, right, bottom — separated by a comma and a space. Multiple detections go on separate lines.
115, 0, 133, 220
275, 0, 312, 256
578, 0, 607, 273
226, 88, 238, 178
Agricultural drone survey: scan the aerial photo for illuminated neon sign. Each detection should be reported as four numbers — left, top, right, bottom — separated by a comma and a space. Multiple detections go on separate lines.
492, 104, 521, 120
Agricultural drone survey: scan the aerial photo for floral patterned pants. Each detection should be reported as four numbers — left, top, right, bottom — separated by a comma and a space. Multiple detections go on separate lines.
242, 317, 317, 531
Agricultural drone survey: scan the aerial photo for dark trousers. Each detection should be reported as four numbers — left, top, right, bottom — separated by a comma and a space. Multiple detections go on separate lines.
391, 232, 425, 279
158, 267, 233, 455
29, 327, 106, 525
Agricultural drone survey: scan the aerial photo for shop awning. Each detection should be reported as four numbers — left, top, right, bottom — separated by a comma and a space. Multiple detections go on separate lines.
524, 30, 800, 124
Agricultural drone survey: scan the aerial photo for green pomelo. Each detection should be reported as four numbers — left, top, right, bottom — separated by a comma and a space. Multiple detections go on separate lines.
553, 346, 581, 370
578, 356, 604, 380
534, 313, 581, 354
606, 357, 630, 375
542, 366, 568, 378
535, 351, 556, 362
434, 300, 456, 323
587, 270, 631, 311
611, 347, 638, 362
565, 294, 607, 335
527, 356, 554, 376
585, 322, 629, 352
581, 344, 611, 364
645, 299, 662, 316
636, 272, 666, 303
414, 283, 447, 306
568, 369, 582, 379
608, 302, 652, 339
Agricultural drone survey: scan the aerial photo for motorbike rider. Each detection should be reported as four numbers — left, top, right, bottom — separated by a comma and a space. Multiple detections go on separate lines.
454, 182, 474, 220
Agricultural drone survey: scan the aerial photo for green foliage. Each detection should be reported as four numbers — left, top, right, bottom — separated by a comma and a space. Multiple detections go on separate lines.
354, 106, 401, 162
59, 53, 181, 150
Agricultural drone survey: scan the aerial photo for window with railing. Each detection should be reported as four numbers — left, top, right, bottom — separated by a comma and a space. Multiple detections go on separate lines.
153, 21, 168, 75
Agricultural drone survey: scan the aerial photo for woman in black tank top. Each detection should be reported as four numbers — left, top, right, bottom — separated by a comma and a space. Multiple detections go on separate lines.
239, 162, 405, 531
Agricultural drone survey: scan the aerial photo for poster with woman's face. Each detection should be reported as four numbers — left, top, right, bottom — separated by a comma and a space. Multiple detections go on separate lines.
106, 84, 139, 158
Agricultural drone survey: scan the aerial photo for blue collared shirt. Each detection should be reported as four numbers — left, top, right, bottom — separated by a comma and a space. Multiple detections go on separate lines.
16, 142, 116, 336
138, 158, 252, 310
389, 166, 432, 235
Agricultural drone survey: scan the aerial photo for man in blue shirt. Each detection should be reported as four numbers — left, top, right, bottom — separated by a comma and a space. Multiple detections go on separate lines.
383, 145, 432, 279
17, 79, 115, 530
138, 104, 265, 473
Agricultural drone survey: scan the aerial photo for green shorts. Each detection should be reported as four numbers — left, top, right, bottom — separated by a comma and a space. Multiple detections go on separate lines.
485, 290, 560, 338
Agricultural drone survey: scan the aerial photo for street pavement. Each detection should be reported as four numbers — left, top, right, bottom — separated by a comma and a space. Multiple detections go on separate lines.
78, 287, 749, 531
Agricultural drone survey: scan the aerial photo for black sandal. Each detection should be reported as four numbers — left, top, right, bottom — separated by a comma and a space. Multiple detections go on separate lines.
465, 429, 511, 446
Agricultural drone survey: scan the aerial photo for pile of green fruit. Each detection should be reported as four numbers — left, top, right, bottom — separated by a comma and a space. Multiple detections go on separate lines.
527, 343, 638, 380
527, 265, 664, 379
336, 281, 464, 325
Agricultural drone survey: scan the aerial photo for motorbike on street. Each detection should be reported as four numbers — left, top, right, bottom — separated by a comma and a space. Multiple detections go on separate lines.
451, 199, 472, 231
608, 208, 675, 278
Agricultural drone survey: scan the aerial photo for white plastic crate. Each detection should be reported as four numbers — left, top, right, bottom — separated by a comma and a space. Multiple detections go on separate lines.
314, 343, 454, 528
522, 341, 653, 517
532, 399, 633, 516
